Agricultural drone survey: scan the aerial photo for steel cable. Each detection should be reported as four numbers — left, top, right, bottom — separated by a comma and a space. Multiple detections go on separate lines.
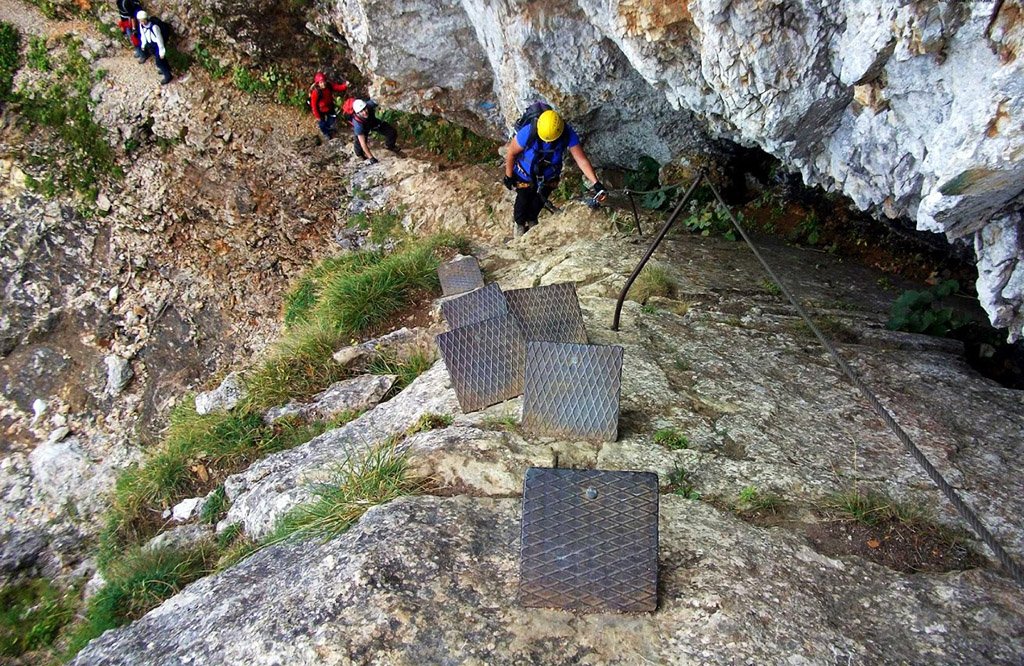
703, 181, 1024, 588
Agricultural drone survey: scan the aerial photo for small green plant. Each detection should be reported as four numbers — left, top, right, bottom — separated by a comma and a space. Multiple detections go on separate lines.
231, 64, 305, 107
377, 108, 499, 163
0, 578, 76, 659
15, 36, 121, 198
348, 208, 405, 245
680, 198, 738, 241
266, 442, 419, 543
480, 413, 519, 431
761, 278, 782, 296
192, 42, 228, 78
668, 465, 700, 500
66, 544, 217, 657
887, 279, 967, 337
654, 428, 689, 450
632, 262, 675, 304
736, 485, 782, 514
199, 486, 228, 525
640, 303, 657, 314
0, 22, 20, 102
826, 488, 925, 527
26, 36, 50, 71
409, 412, 453, 433
791, 210, 822, 245
368, 350, 436, 392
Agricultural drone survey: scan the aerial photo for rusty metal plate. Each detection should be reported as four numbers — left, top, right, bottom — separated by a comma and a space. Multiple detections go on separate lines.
441, 283, 509, 331
436, 313, 525, 413
505, 282, 588, 344
438, 255, 484, 297
519, 467, 659, 613
521, 342, 623, 442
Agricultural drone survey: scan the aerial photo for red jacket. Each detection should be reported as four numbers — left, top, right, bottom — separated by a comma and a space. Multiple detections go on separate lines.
310, 81, 349, 120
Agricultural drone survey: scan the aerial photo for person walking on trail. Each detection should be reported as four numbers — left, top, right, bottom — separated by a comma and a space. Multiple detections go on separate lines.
503, 106, 606, 238
137, 11, 172, 85
352, 99, 399, 164
309, 72, 350, 139
115, 0, 143, 59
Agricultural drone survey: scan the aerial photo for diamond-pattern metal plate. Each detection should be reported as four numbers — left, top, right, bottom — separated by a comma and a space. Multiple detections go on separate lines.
505, 282, 588, 344
520, 467, 658, 613
438, 255, 484, 297
522, 342, 623, 442
436, 313, 525, 413
441, 283, 509, 331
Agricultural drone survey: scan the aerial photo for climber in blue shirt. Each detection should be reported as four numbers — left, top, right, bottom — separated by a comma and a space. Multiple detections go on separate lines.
503, 107, 606, 238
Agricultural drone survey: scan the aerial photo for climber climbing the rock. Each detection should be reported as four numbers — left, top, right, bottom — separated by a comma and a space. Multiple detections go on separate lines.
503, 103, 606, 238
352, 98, 400, 164
309, 72, 350, 139
137, 11, 172, 85
115, 0, 144, 59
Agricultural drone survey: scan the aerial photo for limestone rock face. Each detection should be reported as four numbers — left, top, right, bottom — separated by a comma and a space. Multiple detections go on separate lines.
70, 495, 1024, 665
315, 0, 1024, 339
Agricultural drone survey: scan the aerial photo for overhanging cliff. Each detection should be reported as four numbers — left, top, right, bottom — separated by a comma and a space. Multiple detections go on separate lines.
310, 0, 1024, 339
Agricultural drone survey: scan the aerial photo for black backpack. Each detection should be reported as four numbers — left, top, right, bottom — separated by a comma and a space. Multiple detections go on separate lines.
513, 101, 568, 151
513, 102, 570, 182
145, 16, 172, 48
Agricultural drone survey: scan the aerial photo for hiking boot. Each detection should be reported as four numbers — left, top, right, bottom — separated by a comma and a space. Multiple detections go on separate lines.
160, 75, 173, 85
514, 223, 526, 239
386, 145, 403, 156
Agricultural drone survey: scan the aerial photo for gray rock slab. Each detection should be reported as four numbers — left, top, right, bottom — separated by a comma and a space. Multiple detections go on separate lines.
223, 361, 460, 538
263, 374, 397, 424
70, 495, 1024, 666
195, 372, 247, 415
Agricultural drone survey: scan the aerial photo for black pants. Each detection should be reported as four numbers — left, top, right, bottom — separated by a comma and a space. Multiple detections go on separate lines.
353, 121, 397, 157
513, 181, 556, 229
144, 44, 172, 81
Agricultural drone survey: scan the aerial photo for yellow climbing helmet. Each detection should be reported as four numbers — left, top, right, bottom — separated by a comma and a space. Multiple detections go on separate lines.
536, 110, 565, 142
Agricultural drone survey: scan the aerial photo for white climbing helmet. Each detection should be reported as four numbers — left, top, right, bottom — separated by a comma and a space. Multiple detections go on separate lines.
353, 99, 367, 114
136, 10, 148, 20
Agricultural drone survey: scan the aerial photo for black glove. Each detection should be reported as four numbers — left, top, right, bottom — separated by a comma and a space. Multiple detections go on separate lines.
592, 180, 608, 202
367, 157, 379, 164
503, 175, 517, 190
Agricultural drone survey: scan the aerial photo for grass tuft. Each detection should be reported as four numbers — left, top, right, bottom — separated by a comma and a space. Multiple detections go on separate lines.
266, 442, 420, 544
736, 485, 783, 514
244, 322, 351, 410
367, 349, 435, 391
0, 578, 76, 659
632, 263, 675, 304
826, 487, 925, 527
66, 544, 217, 657
654, 428, 689, 450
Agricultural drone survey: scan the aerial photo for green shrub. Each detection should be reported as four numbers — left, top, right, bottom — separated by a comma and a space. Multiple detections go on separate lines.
16, 36, 120, 198
232, 64, 305, 107
681, 199, 738, 241
377, 108, 498, 163
26, 36, 49, 71
0, 579, 75, 658
887, 279, 967, 337
0, 22, 19, 102
192, 42, 228, 78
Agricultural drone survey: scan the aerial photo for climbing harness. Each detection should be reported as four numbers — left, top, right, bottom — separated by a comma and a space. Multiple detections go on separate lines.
612, 171, 1024, 588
